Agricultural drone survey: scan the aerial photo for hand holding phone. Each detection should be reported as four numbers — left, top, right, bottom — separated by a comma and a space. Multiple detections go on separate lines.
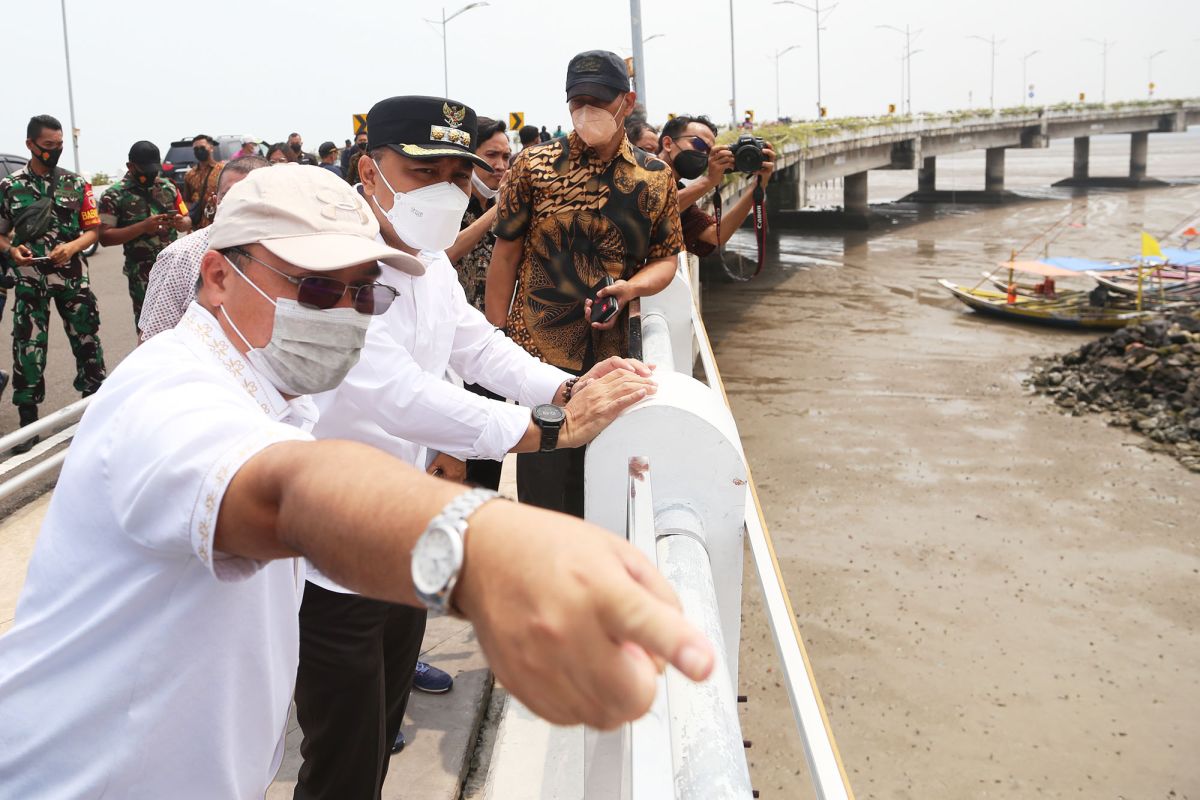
589, 275, 620, 325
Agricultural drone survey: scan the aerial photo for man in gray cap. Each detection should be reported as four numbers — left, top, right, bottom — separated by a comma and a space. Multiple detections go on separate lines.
0, 165, 714, 799
486, 50, 685, 517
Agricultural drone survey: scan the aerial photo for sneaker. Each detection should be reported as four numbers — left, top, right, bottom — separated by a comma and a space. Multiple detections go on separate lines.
390, 730, 406, 755
413, 661, 453, 694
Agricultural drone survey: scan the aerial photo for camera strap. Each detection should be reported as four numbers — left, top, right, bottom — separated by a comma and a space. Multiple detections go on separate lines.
751, 176, 767, 278
713, 176, 767, 282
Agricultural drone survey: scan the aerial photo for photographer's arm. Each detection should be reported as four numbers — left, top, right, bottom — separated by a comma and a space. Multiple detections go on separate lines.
698, 144, 776, 248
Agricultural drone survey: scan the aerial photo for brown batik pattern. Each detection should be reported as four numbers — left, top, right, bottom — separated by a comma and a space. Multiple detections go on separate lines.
494, 132, 683, 372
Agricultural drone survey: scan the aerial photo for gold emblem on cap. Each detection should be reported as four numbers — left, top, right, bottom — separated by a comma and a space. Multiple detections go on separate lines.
430, 125, 471, 147
443, 103, 467, 128
575, 56, 601, 72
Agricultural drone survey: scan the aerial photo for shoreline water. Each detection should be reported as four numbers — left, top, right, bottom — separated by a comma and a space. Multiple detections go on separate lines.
714, 131, 1199, 798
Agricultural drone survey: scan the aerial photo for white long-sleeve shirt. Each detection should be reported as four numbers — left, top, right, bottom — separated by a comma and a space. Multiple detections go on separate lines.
308, 248, 569, 593
312, 249, 567, 465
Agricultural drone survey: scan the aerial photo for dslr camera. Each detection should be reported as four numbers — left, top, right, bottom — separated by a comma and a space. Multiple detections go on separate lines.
728, 135, 766, 174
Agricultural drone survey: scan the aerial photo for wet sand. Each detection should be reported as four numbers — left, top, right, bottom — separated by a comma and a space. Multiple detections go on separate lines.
717, 132, 1200, 798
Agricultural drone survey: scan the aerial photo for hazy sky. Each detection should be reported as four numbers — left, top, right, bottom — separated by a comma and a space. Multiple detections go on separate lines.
4, 0, 1198, 176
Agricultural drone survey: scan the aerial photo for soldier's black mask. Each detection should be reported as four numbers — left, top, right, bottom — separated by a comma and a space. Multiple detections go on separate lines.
135, 166, 160, 186
31, 142, 63, 169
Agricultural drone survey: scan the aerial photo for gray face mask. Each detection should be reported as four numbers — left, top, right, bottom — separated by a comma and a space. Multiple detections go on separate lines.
221, 256, 371, 396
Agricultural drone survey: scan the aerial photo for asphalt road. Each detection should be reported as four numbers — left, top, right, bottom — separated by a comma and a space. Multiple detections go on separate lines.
0, 244, 141, 435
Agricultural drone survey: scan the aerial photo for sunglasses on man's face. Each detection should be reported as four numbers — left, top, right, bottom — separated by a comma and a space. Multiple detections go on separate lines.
677, 136, 712, 154
229, 248, 398, 315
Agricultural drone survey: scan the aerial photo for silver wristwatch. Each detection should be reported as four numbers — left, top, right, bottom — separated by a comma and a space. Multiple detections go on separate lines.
411, 487, 500, 614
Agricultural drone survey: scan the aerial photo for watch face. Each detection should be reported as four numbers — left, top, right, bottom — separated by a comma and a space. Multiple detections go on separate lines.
534, 404, 566, 425
413, 525, 460, 596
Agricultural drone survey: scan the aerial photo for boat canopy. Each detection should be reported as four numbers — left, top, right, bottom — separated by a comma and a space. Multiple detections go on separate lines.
992, 257, 1126, 277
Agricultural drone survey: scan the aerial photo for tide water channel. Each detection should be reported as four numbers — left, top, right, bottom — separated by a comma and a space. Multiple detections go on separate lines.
716, 130, 1199, 798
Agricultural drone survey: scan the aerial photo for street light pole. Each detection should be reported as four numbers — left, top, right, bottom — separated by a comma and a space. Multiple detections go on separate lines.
775, 0, 838, 118
1147, 49, 1166, 97
968, 33, 1003, 110
878, 24, 922, 115
729, 0, 738, 128
1021, 50, 1039, 106
629, 0, 647, 107
775, 45, 802, 120
1085, 38, 1115, 103
59, 0, 80, 173
427, 2, 489, 97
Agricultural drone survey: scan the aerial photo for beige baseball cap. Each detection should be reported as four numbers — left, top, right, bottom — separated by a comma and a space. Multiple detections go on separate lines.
208, 164, 424, 275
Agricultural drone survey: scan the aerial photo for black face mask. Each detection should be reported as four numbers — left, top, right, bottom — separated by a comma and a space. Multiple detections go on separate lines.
672, 147, 709, 181
357, 141, 368, 151
193, 146, 211, 162
32, 143, 64, 169
290, 142, 302, 153
135, 166, 160, 186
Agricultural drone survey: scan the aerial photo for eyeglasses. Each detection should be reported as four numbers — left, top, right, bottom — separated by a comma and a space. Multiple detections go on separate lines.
677, 136, 712, 154
228, 248, 399, 315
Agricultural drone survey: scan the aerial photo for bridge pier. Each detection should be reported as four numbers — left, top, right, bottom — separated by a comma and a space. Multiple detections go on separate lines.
1054, 131, 1165, 188
917, 156, 936, 192
1130, 132, 1148, 181
1073, 137, 1089, 180
843, 171, 868, 216
984, 147, 1005, 193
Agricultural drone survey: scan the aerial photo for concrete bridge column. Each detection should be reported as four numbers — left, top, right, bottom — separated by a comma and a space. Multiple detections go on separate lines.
1129, 132, 1148, 181
843, 171, 869, 215
766, 163, 802, 210
1073, 137, 1090, 180
917, 156, 936, 193
985, 147, 1005, 193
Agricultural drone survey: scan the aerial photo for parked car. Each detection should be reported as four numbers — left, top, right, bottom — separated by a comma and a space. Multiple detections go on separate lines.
163, 135, 262, 194
0, 152, 27, 181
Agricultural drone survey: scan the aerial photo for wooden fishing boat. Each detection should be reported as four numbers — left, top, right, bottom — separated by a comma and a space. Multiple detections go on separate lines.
937, 279, 1158, 330
1086, 248, 1200, 296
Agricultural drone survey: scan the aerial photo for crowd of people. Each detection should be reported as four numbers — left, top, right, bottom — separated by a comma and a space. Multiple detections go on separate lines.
0, 48, 776, 799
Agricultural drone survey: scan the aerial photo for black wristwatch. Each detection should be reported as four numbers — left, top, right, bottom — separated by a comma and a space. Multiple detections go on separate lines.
532, 404, 566, 452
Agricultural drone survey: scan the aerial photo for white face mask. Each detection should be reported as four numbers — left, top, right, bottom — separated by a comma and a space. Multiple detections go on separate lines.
471, 170, 498, 200
371, 161, 470, 253
571, 96, 624, 148
221, 257, 371, 396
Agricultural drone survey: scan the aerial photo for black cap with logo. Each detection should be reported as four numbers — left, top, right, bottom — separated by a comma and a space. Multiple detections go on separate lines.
366, 95, 493, 172
565, 50, 631, 103
318, 141, 338, 158
128, 140, 161, 167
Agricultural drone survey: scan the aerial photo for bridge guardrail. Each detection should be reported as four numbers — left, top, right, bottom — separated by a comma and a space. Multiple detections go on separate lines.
0, 396, 92, 504
581, 252, 854, 799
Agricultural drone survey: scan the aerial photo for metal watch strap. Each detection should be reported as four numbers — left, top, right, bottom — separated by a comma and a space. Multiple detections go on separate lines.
433, 487, 500, 532
422, 487, 500, 614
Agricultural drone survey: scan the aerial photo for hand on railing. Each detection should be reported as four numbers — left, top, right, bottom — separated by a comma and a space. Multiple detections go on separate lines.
559, 365, 657, 449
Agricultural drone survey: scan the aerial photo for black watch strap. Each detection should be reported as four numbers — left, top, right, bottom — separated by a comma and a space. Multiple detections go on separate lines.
533, 404, 563, 452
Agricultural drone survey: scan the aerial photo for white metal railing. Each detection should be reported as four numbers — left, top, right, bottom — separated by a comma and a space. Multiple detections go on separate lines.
581, 253, 855, 799
0, 396, 92, 503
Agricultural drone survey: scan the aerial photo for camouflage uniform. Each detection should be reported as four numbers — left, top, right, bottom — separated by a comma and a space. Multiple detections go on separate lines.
0, 164, 106, 407
98, 175, 186, 325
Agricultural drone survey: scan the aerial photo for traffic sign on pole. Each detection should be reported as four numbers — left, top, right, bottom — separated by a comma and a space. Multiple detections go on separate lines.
509, 111, 525, 130
352, 114, 368, 135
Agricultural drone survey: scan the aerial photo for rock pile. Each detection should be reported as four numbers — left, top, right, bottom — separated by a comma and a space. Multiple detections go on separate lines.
1027, 310, 1200, 472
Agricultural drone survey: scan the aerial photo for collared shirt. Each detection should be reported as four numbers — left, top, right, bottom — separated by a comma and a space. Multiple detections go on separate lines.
494, 131, 684, 371
183, 160, 224, 228
454, 194, 495, 312
308, 248, 568, 593
138, 226, 212, 340
98, 174, 188, 270
0, 163, 99, 286
0, 303, 316, 798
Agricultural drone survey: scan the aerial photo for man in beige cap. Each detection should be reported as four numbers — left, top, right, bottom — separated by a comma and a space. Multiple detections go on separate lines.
0, 166, 714, 799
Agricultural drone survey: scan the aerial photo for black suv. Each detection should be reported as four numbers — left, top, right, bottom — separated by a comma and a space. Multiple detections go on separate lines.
163, 135, 261, 193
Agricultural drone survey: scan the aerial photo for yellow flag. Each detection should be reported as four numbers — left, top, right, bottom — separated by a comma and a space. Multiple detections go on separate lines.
1141, 231, 1165, 260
